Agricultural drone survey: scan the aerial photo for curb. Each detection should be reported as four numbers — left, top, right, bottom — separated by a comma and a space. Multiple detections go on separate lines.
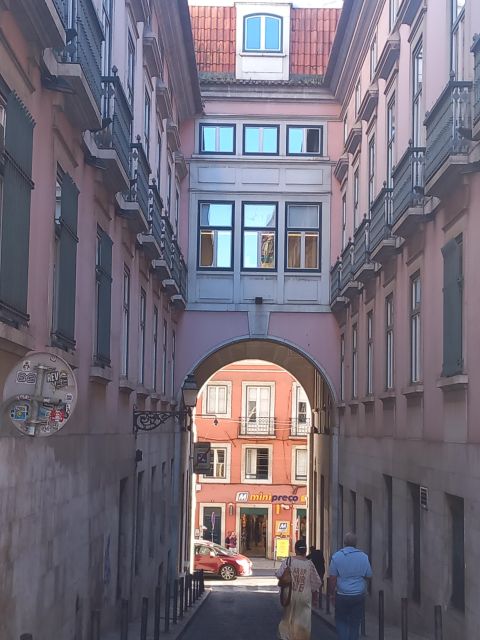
172, 589, 212, 640
312, 606, 336, 632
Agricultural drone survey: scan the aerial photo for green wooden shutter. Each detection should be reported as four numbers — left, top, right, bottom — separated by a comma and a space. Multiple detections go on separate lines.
96, 228, 112, 365
0, 92, 34, 323
442, 237, 463, 377
54, 173, 79, 348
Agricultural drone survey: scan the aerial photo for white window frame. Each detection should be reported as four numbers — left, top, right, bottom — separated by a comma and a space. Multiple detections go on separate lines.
412, 40, 424, 147
292, 446, 308, 484
341, 192, 347, 249
389, 0, 398, 32
241, 444, 273, 484
121, 266, 130, 377
243, 125, 279, 155
354, 80, 361, 117
366, 311, 374, 395
285, 203, 321, 271
199, 123, 236, 155
353, 166, 360, 229
243, 14, 282, 53
286, 126, 323, 156
291, 383, 310, 436
410, 274, 421, 383
368, 136, 375, 208
352, 323, 358, 399
200, 443, 232, 483
241, 381, 275, 421
451, 0, 465, 80
202, 381, 232, 418
144, 88, 151, 158
386, 94, 396, 188
340, 333, 345, 401
386, 294, 394, 390
152, 305, 158, 391
139, 288, 146, 385
370, 34, 377, 80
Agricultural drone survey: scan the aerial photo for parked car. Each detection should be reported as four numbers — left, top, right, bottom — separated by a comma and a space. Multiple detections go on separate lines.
194, 540, 253, 580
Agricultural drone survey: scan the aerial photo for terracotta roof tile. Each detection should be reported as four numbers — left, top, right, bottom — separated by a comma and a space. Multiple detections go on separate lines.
190, 6, 236, 74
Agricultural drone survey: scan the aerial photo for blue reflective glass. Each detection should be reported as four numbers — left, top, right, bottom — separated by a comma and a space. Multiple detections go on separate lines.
265, 17, 281, 51
262, 127, 278, 153
244, 204, 276, 228
201, 126, 216, 152
245, 127, 260, 153
288, 128, 304, 153
218, 127, 234, 152
245, 16, 261, 50
200, 203, 232, 227
216, 231, 232, 268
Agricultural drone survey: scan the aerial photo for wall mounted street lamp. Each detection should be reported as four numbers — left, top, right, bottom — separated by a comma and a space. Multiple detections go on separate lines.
133, 374, 198, 433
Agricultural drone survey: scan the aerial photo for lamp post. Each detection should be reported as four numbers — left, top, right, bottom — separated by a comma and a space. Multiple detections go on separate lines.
133, 374, 198, 433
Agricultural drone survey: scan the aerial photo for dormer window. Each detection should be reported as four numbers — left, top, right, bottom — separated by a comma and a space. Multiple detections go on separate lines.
244, 14, 282, 53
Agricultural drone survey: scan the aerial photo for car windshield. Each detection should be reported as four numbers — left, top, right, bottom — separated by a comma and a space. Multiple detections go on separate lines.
212, 543, 233, 556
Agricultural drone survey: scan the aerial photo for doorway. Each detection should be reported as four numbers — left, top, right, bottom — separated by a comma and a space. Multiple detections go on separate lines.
240, 507, 268, 557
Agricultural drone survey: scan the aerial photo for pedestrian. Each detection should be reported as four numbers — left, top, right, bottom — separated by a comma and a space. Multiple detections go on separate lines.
224, 533, 231, 548
229, 531, 237, 550
306, 545, 325, 581
276, 538, 321, 640
328, 532, 372, 640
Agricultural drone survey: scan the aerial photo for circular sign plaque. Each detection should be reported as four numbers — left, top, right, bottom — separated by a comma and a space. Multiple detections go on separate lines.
2, 351, 78, 437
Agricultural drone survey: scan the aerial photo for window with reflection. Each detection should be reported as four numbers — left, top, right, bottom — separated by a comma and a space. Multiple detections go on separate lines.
198, 202, 233, 269
287, 126, 323, 155
244, 14, 282, 52
200, 124, 235, 154
244, 125, 279, 154
286, 203, 321, 271
242, 203, 277, 270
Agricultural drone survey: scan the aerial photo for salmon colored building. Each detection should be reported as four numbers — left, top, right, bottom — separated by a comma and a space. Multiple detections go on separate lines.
193, 361, 310, 559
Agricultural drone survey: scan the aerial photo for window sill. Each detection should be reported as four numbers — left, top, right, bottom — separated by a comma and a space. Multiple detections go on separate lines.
136, 385, 150, 398
238, 434, 276, 439
436, 375, 468, 392
119, 377, 137, 393
348, 399, 360, 407
361, 395, 375, 405
241, 478, 273, 484
337, 402, 346, 411
90, 365, 112, 385
402, 384, 424, 397
379, 390, 396, 402
48, 345, 79, 369
239, 51, 286, 58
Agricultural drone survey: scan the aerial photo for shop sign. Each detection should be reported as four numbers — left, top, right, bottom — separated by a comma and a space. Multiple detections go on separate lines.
274, 537, 290, 560
235, 491, 307, 504
276, 521, 290, 535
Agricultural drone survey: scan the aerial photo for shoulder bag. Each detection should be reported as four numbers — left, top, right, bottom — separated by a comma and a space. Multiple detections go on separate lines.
278, 557, 293, 607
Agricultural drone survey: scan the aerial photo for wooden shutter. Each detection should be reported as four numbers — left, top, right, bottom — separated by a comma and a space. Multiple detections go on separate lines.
96, 228, 113, 365
54, 173, 79, 348
442, 237, 463, 377
0, 92, 34, 323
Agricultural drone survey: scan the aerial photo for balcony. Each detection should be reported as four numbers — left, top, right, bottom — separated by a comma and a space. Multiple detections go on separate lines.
391, 145, 426, 237
153, 214, 174, 280
330, 259, 346, 312
353, 218, 375, 283
472, 35, 480, 140
424, 81, 473, 197
358, 84, 378, 122
340, 242, 359, 298
240, 417, 275, 436
334, 155, 349, 183
92, 75, 133, 192
11, 0, 65, 49
290, 419, 310, 437
169, 243, 188, 307
376, 34, 400, 81
143, 27, 163, 79
138, 183, 163, 260
156, 79, 173, 121
43, 0, 103, 130
116, 139, 150, 233
151, 215, 187, 306
345, 126, 362, 155
397, 0, 423, 25
167, 119, 181, 152
369, 187, 395, 263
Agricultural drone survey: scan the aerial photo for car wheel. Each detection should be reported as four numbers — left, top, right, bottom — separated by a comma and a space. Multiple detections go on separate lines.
219, 564, 237, 581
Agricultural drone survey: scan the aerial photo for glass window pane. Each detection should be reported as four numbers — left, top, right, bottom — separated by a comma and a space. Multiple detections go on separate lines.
200, 203, 232, 227
287, 205, 319, 228
219, 126, 234, 152
287, 233, 301, 268
245, 16, 261, 50
260, 232, 275, 268
244, 204, 276, 228
201, 126, 216, 152
288, 128, 303, 153
243, 232, 258, 268
206, 386, 216, 413
216, 231, 232, 268
305, 233, 319, 268
265, 17, 280, 50
200, 231, 214, 267
245, 127, 260, 153
263, 127, 278, 153
306, 129, 320, 152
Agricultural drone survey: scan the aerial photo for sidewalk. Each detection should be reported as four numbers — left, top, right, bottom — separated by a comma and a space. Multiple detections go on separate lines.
313, 603, 429, 640
100, 590, 211, 640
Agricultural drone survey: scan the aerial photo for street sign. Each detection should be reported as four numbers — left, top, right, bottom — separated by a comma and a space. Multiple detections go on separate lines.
2, 352, 77, 437
276, 521, 290, 535
193, 442, 212, 473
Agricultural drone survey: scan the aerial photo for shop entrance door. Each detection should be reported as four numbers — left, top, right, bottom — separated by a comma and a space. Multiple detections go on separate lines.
202, 506, 222, 544
240, 507, 268, 557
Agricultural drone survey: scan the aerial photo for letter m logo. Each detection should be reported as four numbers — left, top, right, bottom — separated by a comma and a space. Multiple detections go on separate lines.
236, 492, 249, 502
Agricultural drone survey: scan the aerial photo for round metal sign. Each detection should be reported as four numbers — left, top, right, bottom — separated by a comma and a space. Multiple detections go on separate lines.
2, 351, 78, 437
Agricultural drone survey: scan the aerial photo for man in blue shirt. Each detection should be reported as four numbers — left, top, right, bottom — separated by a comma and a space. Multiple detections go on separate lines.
328, 532, 372, 640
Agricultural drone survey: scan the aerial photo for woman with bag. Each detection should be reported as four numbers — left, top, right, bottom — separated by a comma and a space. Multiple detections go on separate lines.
275, 539, 322, 640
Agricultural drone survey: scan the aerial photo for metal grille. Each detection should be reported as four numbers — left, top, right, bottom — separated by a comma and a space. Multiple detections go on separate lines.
240, 417, 275, 436
369, 187, 393, 254
392, 145, 425, 224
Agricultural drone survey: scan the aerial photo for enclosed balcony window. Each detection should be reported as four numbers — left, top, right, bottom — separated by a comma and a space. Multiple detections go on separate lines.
245, 447, 270, 480
243, 125, 279, 155
286, 203, 321, 271
200, 124, 235, 154
242, 203, 277, 270
198, 202, 233, 270
244, 14, 282, 53
287, 126, 323, 155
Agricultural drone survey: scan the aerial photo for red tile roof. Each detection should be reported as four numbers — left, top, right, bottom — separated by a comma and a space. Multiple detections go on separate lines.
189, 6, 340, 77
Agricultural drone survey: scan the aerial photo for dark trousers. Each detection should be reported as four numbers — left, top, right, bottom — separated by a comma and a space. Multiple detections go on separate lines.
335, 593, 365, 640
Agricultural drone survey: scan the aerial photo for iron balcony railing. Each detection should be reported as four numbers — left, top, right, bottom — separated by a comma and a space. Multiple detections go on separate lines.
291, 419, 310, 437
160, 214, 175, 272
369, 187, 393, 254
126, 139, 151, 220
171, 242, 188, 300
340, 242, 354, 290
353, 219, 370, 275
424, 81, 472, 184
392, 145, 425, 225
96, 75, 133, 176
330, 259, 342, 303
240, 417, 275, 436
473, 35, 480, 128
55, 0, 103, 109
149, 183, 163, 246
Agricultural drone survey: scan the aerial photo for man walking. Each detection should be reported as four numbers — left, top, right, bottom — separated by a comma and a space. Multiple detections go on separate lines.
328, 532, 372, 640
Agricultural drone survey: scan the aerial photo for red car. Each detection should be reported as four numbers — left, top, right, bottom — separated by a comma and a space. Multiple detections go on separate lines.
194, 540, 253, 580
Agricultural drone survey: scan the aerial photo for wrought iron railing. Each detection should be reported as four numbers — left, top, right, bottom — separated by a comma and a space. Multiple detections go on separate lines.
340, 242, 354, 289
171, 242, 187, 300
330, 260, 342, 303
424, 81, 472, 184
126, 139, 151, 220
160, 214, 174, 271
473, 35, 480, 128
369, 187, 393, 253
240, 417, 275, 436
55, 0, 103, 109
392, 145, 425, 225
291, 419, 310, 437
353, 219, 370, 274
96, 75, 132, 176
149, 183, 163, 246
